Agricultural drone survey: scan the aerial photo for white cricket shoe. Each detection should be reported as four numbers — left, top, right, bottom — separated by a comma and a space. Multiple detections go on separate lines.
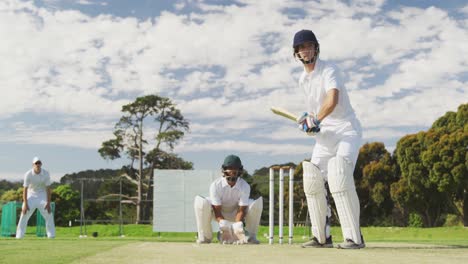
196, 238, 211, 244
247, 237, 260, 244
337, 236, 365, 249
301, 236, 333, 248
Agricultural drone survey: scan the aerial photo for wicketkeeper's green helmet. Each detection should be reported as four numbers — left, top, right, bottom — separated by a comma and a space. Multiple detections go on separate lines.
222, 154, 243, 169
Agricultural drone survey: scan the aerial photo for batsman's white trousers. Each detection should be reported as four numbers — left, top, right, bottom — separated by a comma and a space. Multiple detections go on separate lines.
16, 194, 55, 238
194, 196, 263, 241
311, 119, 362, 178
306, 119, 362, 243
328, 156, 362, 244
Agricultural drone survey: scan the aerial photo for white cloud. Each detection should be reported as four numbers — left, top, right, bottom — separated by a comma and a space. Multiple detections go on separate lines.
262, 129, 306, 141
363, 128, 409, 141
0, 121, 113, 149
177, 139, 313, 156
174, 2, 185, 11
461, 5, 468, 15
76, 0, 108, 6
0, 129, 108, 148
0, 0, 466, 169
77, 0, 93, 5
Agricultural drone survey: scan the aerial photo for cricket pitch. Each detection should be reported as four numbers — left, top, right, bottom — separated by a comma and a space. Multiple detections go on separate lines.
74, 242, 468, 264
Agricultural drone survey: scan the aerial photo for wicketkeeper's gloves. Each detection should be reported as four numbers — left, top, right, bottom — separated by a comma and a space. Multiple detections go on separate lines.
232, 221, 249, 245
218, 220, 235, 244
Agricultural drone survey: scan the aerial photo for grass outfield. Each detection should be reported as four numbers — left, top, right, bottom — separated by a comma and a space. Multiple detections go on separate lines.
0, 226, 467, 263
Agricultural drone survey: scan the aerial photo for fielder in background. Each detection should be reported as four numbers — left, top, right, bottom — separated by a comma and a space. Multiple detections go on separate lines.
194, 155, 262, 244
293, 29, 365, 249
16, 157, 56, 239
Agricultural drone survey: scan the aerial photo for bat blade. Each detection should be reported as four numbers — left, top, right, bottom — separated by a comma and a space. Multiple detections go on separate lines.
270, 106, 298, 122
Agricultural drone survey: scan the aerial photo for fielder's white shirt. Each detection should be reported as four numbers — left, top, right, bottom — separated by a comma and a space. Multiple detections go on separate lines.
210, 177, 250, 212
23, 169, 51, 198
299, 59, 360, 133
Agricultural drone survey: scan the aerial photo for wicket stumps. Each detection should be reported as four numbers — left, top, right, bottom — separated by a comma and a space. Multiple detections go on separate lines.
269, 166, 295, 245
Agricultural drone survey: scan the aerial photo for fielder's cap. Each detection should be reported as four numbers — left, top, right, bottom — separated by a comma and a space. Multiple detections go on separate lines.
222, 155, 242, 168
32, 157, 41, 163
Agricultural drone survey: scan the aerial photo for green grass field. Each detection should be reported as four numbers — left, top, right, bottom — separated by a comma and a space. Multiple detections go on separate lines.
0, 225, 467, 264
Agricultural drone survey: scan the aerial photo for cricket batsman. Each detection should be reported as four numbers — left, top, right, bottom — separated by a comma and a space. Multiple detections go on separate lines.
293, 29, 365, 249
194, 155, 263, 244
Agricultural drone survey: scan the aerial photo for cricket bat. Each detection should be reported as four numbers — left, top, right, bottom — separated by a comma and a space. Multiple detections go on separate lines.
270, 106, 299, 123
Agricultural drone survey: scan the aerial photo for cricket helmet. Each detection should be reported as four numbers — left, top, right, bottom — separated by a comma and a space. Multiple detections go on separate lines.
221, 155, 244, 183
293, 29, 320, 64
293, 29, 318, 48
222, 154, 243, 169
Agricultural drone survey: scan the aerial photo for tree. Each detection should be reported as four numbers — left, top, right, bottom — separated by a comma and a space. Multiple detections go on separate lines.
355, 142, 398, 226
0, 187, 23, 202
0, 180, 22, 198
60, 169, 122, 199
423, 103, 468, 226
52, 185, 80, 226
93, 176, 139, 223
391, 132, 451, 227
391, 104, 467, 227
98, 95, 190, 223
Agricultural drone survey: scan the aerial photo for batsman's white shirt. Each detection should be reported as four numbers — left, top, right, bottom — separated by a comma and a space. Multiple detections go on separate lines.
299, 59, 360, 132
210, 177, 250, 213
23, 169, 51, 198
299, 59, 362, 171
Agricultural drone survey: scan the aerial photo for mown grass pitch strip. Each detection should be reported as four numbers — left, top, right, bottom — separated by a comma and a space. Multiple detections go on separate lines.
1, 239, 467, 264
75, 242, 468, 264
1, 226, 467, 263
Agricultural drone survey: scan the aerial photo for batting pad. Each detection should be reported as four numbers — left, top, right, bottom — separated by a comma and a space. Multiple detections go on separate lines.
302, 161, 328, 244
194, 195, 213, 241
245, 197, 263, 239
327, 156, 362, 244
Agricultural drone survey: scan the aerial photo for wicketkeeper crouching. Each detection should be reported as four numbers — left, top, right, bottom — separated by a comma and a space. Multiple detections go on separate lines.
194, 155, 263, 244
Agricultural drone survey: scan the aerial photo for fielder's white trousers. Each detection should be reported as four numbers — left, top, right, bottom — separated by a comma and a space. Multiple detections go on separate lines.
16, 194, 55, 238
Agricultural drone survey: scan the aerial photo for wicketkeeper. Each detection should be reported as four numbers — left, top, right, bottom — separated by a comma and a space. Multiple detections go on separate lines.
194, 155, 263, 244
293, 29, 365, 249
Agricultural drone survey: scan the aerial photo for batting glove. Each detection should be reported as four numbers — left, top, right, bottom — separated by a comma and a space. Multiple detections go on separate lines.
297, 112, 321, 134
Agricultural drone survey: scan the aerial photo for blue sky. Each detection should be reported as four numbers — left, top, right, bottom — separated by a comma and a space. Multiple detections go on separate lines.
1, 0, 467, 182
